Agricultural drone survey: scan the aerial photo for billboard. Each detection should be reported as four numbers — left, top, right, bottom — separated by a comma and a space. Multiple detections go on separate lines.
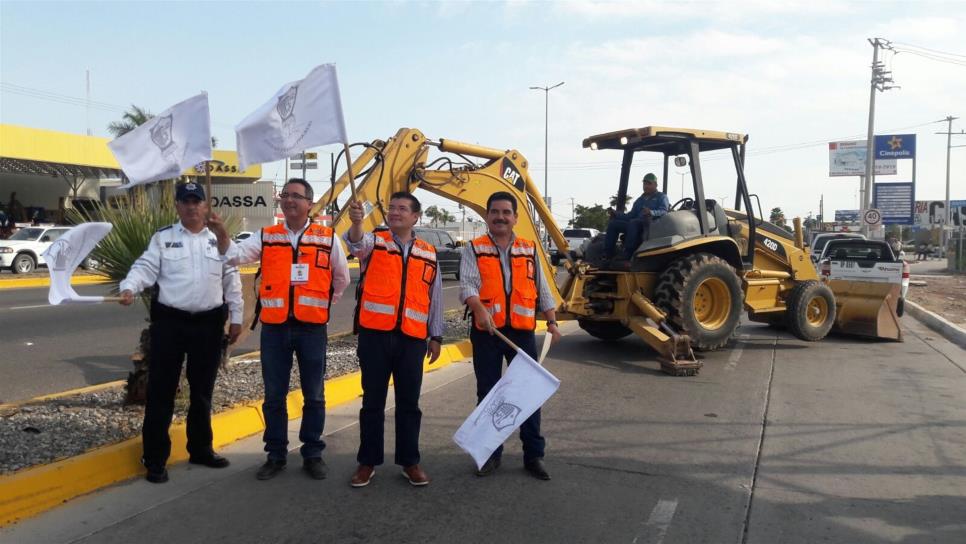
828, 141, 897, 177
873, 183, 915, 225
834, 209, 860, 222
914, 200, 966, 228
874, 134, 916, 160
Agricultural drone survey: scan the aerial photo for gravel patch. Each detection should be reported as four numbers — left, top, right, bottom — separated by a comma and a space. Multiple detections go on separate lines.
0, 314, 470, 475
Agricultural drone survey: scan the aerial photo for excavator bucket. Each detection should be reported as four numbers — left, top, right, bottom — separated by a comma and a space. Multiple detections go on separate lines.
827, 280, 903, 341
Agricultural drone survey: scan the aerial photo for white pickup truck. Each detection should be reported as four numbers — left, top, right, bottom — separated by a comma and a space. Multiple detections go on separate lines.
819, 238, 910, 316
0, 225, 72, 273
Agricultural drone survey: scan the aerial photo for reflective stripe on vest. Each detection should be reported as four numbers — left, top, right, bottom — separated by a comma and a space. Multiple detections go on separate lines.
357, 231, 436, 339
258, 223, 334, 324
472, 234, 538, 331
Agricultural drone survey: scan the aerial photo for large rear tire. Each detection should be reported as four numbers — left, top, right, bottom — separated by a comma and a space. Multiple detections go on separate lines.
785, 280, 835, 342
578, 320, 633, 340
654, 253, 743, 351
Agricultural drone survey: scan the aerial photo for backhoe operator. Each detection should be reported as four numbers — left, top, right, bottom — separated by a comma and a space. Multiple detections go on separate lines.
603, 172, 669, 262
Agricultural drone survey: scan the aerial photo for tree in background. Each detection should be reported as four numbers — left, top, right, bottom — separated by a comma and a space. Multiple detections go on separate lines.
571, 204, 610, 231
609, 194, 634, 209
770, 207, 787, 228
424, 205, 442, 227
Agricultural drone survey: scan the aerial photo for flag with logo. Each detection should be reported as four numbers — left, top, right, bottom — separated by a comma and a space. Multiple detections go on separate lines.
107, 93, 212, 187
235, 63, 348, 171
453, 349, 561, 469
42, 222, 113, 304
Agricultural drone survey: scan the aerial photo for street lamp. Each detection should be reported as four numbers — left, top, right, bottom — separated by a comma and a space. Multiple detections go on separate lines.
530, 82, 565, 208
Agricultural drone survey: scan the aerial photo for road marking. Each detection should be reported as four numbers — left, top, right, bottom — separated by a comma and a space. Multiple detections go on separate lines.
9, 304, 50, 311
726, 334, 750, 371
633, 498, 678, 544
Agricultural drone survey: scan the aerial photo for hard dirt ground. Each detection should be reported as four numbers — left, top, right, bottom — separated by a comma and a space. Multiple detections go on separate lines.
906, 260, 966, 327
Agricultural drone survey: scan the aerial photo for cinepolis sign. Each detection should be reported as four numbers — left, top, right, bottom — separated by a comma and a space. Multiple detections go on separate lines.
874, 134, 916, 160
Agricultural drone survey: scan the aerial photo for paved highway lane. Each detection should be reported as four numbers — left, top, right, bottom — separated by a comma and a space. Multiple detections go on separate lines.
6, 316, 963, 543
0, 272, 467, 404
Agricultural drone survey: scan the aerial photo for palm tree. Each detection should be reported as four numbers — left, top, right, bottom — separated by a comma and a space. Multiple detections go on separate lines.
107, 105, 154, 138
439, 209, 456, 227
424, 205, 442, 227
609, 194, 634, 209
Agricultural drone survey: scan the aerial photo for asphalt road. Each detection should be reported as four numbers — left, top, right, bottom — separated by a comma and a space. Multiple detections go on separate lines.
0, 271, 466, 404
5, 317, 964, 543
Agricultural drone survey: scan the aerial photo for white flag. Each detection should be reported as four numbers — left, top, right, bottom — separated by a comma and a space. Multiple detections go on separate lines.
235, 63, 348, 171
42, 222, 113, 304
453, 350, 561, 469
107, 93, 212, 187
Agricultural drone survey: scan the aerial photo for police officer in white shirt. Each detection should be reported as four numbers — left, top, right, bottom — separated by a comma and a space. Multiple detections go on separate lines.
119, 182, 243, 484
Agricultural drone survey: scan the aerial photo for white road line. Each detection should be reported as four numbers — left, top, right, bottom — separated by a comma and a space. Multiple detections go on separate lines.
9, 304, 50, 311
726, 334, 750, 371
633, 498, 678, 544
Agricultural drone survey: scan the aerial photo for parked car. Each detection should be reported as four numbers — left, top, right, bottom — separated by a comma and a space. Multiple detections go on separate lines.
819, 238, 909, 316
0, 225, 72, 273
373, 226, 462, 279
809, 232, 865, 266
551, 228, 600, 265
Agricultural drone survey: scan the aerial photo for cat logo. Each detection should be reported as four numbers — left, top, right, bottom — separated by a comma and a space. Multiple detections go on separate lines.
501, 158, 525, 191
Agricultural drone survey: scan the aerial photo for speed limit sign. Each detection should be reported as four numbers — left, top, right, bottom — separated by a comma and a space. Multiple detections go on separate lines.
863, 208, 882, 226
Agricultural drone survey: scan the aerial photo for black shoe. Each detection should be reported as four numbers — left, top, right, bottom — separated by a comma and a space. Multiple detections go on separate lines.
189, 453, 230, 469
145, 464, 168, 484
524, 459, 551, 481
303, 458, 327, 480
256, 459, 286, 480
475, 457, 501, 477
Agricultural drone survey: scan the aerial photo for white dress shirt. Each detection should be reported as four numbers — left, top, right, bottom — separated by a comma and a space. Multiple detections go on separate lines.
224, 219, 350, 305
120, 222, 244, 324
459, 233, 557, 313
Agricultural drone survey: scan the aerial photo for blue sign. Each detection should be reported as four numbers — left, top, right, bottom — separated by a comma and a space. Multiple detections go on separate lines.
874, 134, 916, 160
834, 209, 860, 222
874, 182, 915, 225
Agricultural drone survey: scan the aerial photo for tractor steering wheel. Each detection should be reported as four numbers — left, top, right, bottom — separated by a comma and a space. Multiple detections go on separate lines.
670, 197, 694, 211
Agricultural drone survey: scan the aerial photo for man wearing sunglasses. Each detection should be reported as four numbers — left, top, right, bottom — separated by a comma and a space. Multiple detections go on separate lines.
211, 178, 349, 481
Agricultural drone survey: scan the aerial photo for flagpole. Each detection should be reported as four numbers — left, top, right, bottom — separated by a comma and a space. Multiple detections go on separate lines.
204, 159, 225, 218
491, 327, 523, 353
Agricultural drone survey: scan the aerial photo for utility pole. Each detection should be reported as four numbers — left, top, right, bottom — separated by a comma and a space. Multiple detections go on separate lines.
862, 38, 898, 235
85, 69, 92, 136
936, 116, 963, 258
569, 197, 575, 225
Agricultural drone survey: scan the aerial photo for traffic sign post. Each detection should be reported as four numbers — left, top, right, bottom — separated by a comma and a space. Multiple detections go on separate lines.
863, 208, 882, 227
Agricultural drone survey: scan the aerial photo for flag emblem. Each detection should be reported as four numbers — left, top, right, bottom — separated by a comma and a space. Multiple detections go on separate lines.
277, 86, 298, 120
150, 115, 175, 152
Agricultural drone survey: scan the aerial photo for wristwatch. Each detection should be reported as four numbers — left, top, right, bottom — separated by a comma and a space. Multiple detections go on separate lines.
430, 336, 443, 343
546, 320, 558, 326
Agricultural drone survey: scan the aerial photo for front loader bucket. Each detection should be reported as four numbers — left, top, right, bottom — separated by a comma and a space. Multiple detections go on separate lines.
827, 280, 903, 341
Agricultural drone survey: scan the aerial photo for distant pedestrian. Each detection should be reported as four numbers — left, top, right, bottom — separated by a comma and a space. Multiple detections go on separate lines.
926, 243, 934, 260
916, 244, 926, 261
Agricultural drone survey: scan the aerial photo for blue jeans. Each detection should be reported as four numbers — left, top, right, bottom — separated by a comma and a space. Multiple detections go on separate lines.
605, 217, 647, 259
470, 326, 545, 462
260, 322, 327, 461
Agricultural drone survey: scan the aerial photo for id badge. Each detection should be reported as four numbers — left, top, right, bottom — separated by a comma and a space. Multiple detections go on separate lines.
291, 263, 309, 284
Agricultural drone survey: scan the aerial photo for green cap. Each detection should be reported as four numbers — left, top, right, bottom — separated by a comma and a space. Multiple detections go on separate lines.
643, 173, 658, 183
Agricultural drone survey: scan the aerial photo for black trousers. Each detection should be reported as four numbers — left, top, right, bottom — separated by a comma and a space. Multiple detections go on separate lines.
356, 329, 427, 467
142, 302, 227, 467
470, 326, 546, 462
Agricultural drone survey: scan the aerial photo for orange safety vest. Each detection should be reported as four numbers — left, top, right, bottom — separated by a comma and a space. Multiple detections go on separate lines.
357, 231, 437, 339
471, 234, 538, 331
258, 223, 334, 324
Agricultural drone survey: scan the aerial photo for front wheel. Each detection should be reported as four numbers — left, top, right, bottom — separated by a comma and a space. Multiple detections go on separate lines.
12, 253, 35, 274
785, 280, 836, 341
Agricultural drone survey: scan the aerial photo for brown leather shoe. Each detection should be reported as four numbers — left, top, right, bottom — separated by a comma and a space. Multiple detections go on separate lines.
350, 465, 375, 488
401, 464, 429, 487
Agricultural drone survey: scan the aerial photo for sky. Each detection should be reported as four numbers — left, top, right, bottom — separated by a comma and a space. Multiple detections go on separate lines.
1, 0, 964, 227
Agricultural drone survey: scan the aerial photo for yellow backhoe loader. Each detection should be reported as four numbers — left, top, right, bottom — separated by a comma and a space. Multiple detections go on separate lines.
309, 126, 899, 375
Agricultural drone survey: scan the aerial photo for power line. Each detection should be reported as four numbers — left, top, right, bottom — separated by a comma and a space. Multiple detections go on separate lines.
892, 41, 966, 59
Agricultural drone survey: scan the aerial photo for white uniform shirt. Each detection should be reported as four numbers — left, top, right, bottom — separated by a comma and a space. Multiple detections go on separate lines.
120, 222, 244, 324
224, 219, 350, 306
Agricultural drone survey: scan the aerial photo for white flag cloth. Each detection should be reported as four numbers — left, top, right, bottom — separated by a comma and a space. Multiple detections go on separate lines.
235, 63, 348, 171
453, 349, 561, 469
107, 93, 212, 187
42, 222, 113, 304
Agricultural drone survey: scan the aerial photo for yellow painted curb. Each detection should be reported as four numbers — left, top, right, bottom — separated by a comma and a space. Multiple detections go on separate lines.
0, 338, 473, 527
0, 275, 108, 290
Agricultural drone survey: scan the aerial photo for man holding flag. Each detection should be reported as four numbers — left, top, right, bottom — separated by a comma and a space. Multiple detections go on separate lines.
211, 179, 349, 480
119, 183, 243, 483
460, 191, 561, 480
